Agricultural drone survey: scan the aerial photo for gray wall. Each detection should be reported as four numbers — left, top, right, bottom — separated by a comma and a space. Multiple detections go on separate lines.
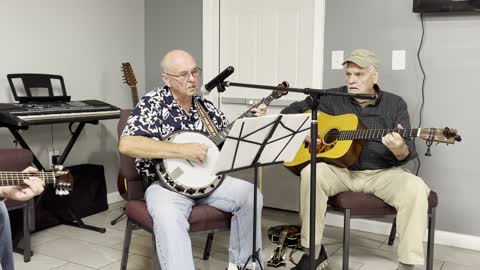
145, 0, 203, 91
324, 0, 480, 236
0, 0, 145, 196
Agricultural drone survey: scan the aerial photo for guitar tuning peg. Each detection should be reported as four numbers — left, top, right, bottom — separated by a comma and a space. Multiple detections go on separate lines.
55, 188, 69, 196
425, 140, 433, 156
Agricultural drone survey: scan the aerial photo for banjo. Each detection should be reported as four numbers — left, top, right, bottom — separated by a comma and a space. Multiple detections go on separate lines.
155, 81, 289, 198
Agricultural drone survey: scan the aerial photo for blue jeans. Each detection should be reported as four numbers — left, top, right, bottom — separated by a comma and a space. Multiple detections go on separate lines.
145, 176, 263, 270
0, 201, 14, 270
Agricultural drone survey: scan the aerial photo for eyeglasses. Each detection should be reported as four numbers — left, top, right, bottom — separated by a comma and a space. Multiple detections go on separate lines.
164, 67, 202, 83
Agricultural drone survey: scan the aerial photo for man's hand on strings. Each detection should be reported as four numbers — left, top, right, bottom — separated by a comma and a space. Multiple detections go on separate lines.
181, 143, 209, 164
2, 166, 44, 201
382, 123, 410, 161
305, 134, 323, 153
250, 104, 267, 117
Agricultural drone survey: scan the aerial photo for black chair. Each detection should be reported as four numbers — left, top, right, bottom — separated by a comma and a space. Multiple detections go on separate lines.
117, 110, 232, 269
7, 73, 68, 101
328, 191, 438, 270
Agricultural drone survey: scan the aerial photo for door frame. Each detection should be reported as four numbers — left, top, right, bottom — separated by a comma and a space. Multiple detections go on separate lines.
202, 0, 326, 108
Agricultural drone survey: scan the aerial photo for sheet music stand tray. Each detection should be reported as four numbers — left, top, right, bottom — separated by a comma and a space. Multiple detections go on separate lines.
213, 113, 310, 270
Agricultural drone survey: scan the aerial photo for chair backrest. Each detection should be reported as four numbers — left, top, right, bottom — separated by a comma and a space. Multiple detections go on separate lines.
0, 149, 33, 171
7, 73, 67, 101
118, 109, 145, 200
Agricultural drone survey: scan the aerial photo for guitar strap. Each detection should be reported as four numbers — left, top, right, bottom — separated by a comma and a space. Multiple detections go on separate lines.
193, 98, 219, 137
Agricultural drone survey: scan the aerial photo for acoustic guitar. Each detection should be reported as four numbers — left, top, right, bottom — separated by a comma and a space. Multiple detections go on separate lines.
117, 62, 138, 199
283, 111, 462, 175
0, 169, 74, 195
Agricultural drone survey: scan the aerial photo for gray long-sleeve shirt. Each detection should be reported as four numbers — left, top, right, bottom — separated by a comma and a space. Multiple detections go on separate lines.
281, 85, 417, 170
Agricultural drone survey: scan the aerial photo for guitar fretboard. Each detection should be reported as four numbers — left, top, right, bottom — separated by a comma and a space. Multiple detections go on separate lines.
130, 86, 139, 107
0, 172, 55, 186
337, 128, 420, 141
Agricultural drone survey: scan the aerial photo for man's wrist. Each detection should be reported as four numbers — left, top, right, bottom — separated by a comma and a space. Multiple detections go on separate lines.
395, 145, 410, 161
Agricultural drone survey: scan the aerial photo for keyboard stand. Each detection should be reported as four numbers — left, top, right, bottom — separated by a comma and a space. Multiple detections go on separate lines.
7, 121, 97, 171
4, 120, 106, 234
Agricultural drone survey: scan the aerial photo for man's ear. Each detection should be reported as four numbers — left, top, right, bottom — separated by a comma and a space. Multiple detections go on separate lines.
373, 71, 379, 84
162, 73, 171, 87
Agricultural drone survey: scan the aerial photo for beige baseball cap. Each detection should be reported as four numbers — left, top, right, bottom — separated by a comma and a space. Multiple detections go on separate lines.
342, 49, 380, 69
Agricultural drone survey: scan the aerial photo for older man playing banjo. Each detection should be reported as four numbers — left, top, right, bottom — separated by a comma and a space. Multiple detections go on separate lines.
119, 49, 267, 270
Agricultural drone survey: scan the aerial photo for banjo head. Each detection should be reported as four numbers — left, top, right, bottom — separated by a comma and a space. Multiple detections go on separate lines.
155, 131, 225, 198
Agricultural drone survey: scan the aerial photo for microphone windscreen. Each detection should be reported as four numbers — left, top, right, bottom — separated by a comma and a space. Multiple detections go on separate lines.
198, 86, 211, 96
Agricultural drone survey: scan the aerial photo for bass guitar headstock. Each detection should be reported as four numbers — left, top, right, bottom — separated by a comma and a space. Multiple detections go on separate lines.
271, 81, 289, 99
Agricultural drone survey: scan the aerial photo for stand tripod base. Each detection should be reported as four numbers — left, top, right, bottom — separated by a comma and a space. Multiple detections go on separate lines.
62, 208, 106, 233
241, 249, 263, 270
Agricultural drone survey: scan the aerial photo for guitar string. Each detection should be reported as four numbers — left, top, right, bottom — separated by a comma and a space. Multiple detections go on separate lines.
0, 172, 56, 185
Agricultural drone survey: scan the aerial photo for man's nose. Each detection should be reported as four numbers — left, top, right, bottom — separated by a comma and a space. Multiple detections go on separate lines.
187, 72, 196, 82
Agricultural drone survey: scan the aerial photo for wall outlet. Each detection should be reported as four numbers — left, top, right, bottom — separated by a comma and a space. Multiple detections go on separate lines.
48, 150, 60, 168
392, 50, 406, 70
331, 50, 344, 70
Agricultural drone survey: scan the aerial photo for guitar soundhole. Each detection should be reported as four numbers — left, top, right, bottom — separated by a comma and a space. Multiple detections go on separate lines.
324, 129, 339, 144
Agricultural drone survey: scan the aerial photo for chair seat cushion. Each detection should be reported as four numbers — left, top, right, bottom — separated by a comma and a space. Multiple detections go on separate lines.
4, 199, 27, 210
125, 200, 231, 233
328, 191, 438, 216
0, 149, 33, 171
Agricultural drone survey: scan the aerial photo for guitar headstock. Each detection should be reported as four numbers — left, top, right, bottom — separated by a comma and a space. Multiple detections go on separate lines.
271, 81, 289, 99
419, 127, 462, 144
122, 62, 137, 87
52, 169, 74, 195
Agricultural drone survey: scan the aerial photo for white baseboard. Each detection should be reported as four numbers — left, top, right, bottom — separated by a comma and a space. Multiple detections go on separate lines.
325, 212, 480, 251
107, 191, 124, 205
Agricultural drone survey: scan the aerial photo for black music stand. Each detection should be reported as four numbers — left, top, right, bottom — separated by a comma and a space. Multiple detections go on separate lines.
213, 114, 310, 270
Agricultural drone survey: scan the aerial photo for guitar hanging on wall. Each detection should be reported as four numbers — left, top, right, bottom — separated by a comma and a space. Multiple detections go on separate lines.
117, 62, 139, 199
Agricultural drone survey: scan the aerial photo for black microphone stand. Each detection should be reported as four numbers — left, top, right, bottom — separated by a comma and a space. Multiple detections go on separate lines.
223, 81, 375, 270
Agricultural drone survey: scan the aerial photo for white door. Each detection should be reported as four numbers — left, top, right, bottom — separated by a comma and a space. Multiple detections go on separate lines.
203, 0, 325, 211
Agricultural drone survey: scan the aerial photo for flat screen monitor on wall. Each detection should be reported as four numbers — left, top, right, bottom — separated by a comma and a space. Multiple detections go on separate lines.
413, 0, 480, 13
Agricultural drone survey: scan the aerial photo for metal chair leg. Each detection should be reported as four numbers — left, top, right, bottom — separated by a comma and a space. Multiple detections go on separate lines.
343, 209, 351, 270
426, 208, 436, 270
203, 232, 215, 260
12, 202, 33, 262
120, 219, 134, 270
388, 217, 397, 246
23, 203, 31, 262
111, 207, 126, 225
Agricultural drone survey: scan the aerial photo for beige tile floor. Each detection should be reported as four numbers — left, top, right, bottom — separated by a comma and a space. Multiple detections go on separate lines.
12, 202, 480, 270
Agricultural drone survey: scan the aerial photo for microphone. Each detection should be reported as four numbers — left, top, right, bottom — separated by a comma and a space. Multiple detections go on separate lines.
203, 66, 235, 92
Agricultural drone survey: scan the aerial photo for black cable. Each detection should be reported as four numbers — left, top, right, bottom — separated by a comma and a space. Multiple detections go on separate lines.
415, 13, 426, 176
50, 125, 55, 153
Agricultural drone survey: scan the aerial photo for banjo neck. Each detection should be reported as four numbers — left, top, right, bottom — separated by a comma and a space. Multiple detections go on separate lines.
209, 81, 289, 146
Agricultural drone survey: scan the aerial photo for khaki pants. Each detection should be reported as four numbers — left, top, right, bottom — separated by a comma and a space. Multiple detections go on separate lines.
299, 163, 430, 265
